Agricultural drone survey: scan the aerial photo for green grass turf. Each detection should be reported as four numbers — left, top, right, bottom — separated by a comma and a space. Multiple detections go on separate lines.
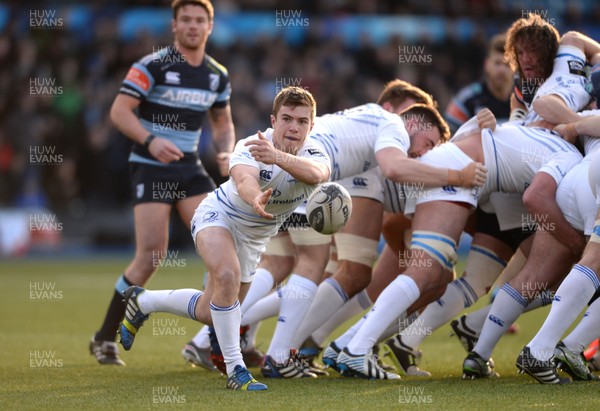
2, 257, 599, 410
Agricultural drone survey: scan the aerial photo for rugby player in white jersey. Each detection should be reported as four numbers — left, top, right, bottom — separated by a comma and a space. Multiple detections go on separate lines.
114, 86, 331, 391
260, 99, 489, 379
514, 110, 600, 384
181, 80, 454, 376
335, 24, 595, 376
377, 18, 596, 377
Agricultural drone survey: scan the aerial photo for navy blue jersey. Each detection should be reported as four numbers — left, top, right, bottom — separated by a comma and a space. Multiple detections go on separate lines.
119, 46, 231, 166
445, 80, 511, 133
513, 74, 541, 110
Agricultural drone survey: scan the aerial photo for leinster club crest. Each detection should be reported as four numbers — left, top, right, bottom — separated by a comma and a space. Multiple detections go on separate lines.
209, 73, 220, 91
202, 211, 219, 222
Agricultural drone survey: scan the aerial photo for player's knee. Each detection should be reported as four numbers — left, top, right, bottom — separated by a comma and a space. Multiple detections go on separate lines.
334, 233, 379, 267
212, 268, 239, 290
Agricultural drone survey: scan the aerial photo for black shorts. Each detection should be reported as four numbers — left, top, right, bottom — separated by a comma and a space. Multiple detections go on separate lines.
129, 160, 216, 206
475, 207, 535, 252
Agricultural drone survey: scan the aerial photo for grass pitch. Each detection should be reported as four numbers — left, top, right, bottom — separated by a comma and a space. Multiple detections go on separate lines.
2, 257, 599, 410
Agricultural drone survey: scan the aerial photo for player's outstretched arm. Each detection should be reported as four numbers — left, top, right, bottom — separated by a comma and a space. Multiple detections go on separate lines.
556, 113, 600, 143
376, 147, 487, 188
245, 131, 330, 185
532, 95, 581, 128
230, 164, 274, 219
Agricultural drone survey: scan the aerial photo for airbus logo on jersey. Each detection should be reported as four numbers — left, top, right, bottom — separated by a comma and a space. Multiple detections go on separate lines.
353, 177, 368, 187
165, 71, 181, 85
442, 185, 457, 194
259, 170, 273, 181
160, 89, 217, 106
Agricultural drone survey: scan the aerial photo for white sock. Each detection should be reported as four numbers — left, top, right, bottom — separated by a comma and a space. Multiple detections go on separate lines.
563, 297, 600, 354
402, 278, 475, 348
334, 316, 366, 349
347, 275, 420, 355
473, 284, 527, 360
312, 289, 372, 346
380, 311, 417, 343
291, 278, 348, 348
266, 274, 318, 363
210, 301, 244, 375
462, 291, 552, 339
191, 325, 211, 349
240, 268, 274, 314
528, 265, 600, 360
241, 291, 280, 326
137, 289, 202, 319
464, 305, 491, 335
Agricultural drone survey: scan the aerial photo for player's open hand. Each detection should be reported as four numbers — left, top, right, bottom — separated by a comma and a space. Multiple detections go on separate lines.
245, 131, 278, 164
476, 108, 497, 131
460, 162, 487, 188
148, 137, 184, 164
253, 187, 274, 219
216, 152, 231, 177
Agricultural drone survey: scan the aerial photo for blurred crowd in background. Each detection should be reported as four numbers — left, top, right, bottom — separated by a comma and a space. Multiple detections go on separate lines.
0, 0, 599, 252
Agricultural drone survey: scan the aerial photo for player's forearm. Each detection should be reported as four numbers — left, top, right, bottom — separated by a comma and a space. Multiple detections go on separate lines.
381, 157, 454, 188
532, 95, 580, 125
212, 123, 235, 153
235, 173, 263, 207
275, 152, 329, 185
573, 115, 600, 137
210, 106, 235, 153
110, 104, 150, 145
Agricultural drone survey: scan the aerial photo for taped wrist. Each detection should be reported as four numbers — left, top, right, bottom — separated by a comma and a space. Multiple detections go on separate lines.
509, 108, 527, 122
448, 169, 463, 186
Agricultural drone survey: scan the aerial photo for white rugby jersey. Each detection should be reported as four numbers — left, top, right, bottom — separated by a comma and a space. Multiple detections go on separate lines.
524, 45, 590, 125
308, 103, 410, 181
217, 128, 331, 227
480, 124, 582, 203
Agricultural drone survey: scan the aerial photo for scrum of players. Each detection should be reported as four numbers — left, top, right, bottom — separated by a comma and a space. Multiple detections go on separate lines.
119, 11, 600, 389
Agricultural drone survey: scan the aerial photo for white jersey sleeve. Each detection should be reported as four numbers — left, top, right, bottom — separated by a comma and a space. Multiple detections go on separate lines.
309, 103, 410, 181
221, 128, 331, 227
524, 45, 590, 125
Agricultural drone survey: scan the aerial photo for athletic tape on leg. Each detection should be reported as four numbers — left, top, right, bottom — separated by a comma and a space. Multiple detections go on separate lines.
334, 233, 379, 266
410, 231, 457, 271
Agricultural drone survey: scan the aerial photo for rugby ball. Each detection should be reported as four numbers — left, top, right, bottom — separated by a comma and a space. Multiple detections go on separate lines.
306, 182, 352, 234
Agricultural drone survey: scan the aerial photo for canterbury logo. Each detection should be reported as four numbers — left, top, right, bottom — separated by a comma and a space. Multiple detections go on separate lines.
487, 314, 505, 327
352, 177, 368, 187
442, 185, 457, 194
